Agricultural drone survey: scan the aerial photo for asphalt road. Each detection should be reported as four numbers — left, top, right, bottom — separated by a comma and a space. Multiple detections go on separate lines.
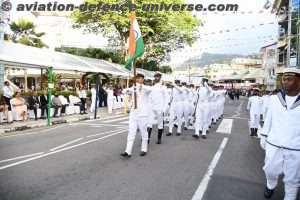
0, 97, 298, 200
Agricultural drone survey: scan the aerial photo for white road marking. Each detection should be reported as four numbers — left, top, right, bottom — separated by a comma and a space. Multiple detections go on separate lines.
90, 126, 103, 128
191, 137, 229, 200
49, 138, 83, 152
239, 100, 244, 107
102, 116, 129, 123
68, 123, 126, 127
0, 152, 44, 163
216, 119, 233, 134
120, 121, 129, 124
0, 129, 128, 171
87, 114, 126, 122
40, 125, 64, 133
87, 129, 127, 138
0, 131, 39, 139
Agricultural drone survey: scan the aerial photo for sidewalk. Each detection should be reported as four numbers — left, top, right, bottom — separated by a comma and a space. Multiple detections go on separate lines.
0, 107, 127, 136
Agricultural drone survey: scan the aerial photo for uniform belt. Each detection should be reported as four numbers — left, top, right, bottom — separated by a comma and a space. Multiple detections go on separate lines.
267, 141, 300, 151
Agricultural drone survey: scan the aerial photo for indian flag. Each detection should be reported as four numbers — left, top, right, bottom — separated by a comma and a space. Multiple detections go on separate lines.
125, 12, 145, 71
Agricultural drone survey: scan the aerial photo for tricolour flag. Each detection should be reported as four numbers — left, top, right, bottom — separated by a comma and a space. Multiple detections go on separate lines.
125, 12, 144, 71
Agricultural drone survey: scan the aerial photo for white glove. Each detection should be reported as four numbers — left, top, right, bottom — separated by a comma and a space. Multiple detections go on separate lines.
260, 137, 267, 150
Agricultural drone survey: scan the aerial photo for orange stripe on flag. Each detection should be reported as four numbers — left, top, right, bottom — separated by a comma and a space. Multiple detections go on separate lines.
128, 12, 136, 57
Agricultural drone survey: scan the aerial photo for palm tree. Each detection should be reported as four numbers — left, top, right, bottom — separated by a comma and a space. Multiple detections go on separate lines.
10, 18, 48, 48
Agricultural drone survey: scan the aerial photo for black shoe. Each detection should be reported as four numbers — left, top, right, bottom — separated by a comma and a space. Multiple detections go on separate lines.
84, 112, 88, 114
156, 138, 161, 144
206, 130, 209, 134
176, 133, 181, 136
80, 113, 84, 115
200, 130, 202, 134
35, 118, 38, 121
209, 125, 212, 128
174, 124, 178, 129
140, 151, 147, 156
213, 122, 217, 125
264, 186, 274, 199
250, 128, 254, 138
157, 129, 163, 144
120, 152, 131, 158
254, 128, 258, 137
202, 135, 207, 139
166, 133, 172, 136
192, 134, 199, 139
184, 127, 188, 130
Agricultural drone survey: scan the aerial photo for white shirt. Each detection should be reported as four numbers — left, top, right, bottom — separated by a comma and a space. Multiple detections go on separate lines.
286, 95, 298, 109
123, 84, 152, 116
106, 89, 114, 100
78, 90, 87, 98
181, 86, 190, 102
150, 82, 168, 110
91, 88, 96, 97
171, 84, 183, 102
196, 83, 212, 103
262, 92, 300, 150
3, 85, 14, 98
262, 95, 270, 109
247, 96, 263, 115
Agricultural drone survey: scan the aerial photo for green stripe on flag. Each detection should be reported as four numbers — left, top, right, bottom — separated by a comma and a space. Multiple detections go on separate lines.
125, 37, 144, 71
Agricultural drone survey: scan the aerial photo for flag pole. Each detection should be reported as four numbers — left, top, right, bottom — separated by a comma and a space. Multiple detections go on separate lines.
133, 60, 137, 109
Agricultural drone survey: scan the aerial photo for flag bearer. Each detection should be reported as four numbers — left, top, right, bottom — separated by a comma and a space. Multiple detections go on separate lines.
120, 74, 152, 158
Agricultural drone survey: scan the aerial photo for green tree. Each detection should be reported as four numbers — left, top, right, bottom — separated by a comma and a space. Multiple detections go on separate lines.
42, 70, 61, 91
10, 18, 48, 48
72, 0, 201, 63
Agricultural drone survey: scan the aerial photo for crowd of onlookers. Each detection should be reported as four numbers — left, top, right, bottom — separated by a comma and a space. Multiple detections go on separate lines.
0, 81, 125, 124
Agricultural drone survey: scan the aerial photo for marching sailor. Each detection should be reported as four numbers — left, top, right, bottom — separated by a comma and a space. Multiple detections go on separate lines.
193, 78, 212, 139
247, 88, 263, 137
182, 82, 192, 130
147, 72, 168, 144
120, 74, 152, 157
167, 80, 184, 136
260, 68, 300, 200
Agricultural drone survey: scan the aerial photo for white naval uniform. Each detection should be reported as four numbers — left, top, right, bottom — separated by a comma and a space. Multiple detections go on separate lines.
218, 89, 226, 118
211, 90, 219, 123
90, 88, 97, 112
247, 95, 263, 129
147, 82, 168, 130
123, 84, 152, 155
195, 82, 212, 136
261, 92, 300, 200
169, 85, 184, 134
182, 86, 192, 128
106, 89, 114, 114
262, 95, 270, 121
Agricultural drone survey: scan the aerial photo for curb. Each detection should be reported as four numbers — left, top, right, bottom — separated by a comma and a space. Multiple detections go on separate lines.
0, 115, 102, 135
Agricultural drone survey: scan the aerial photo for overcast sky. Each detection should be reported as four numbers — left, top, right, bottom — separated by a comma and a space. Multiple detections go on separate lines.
8, 0, 277, 65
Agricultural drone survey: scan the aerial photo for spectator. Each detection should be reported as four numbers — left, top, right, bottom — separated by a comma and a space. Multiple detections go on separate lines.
11, 91, 27, 122
0, 94, 9, 122
90, 84, 97, 113
98, 85, 107, 107
106, 85, 114, 114
39, 90, 48, 119
58, 95, 68, 117
52, 93, 65, 118
78, 87, 87, 115
3, 81, 14, 111
28, 91, 40, 121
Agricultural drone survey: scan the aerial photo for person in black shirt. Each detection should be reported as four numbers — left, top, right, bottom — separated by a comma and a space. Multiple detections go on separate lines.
39, 90, 48, 119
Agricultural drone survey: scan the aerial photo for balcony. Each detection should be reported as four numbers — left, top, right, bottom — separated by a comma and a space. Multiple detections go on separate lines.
278, 13, 288, 26
277, 38, 287, 49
